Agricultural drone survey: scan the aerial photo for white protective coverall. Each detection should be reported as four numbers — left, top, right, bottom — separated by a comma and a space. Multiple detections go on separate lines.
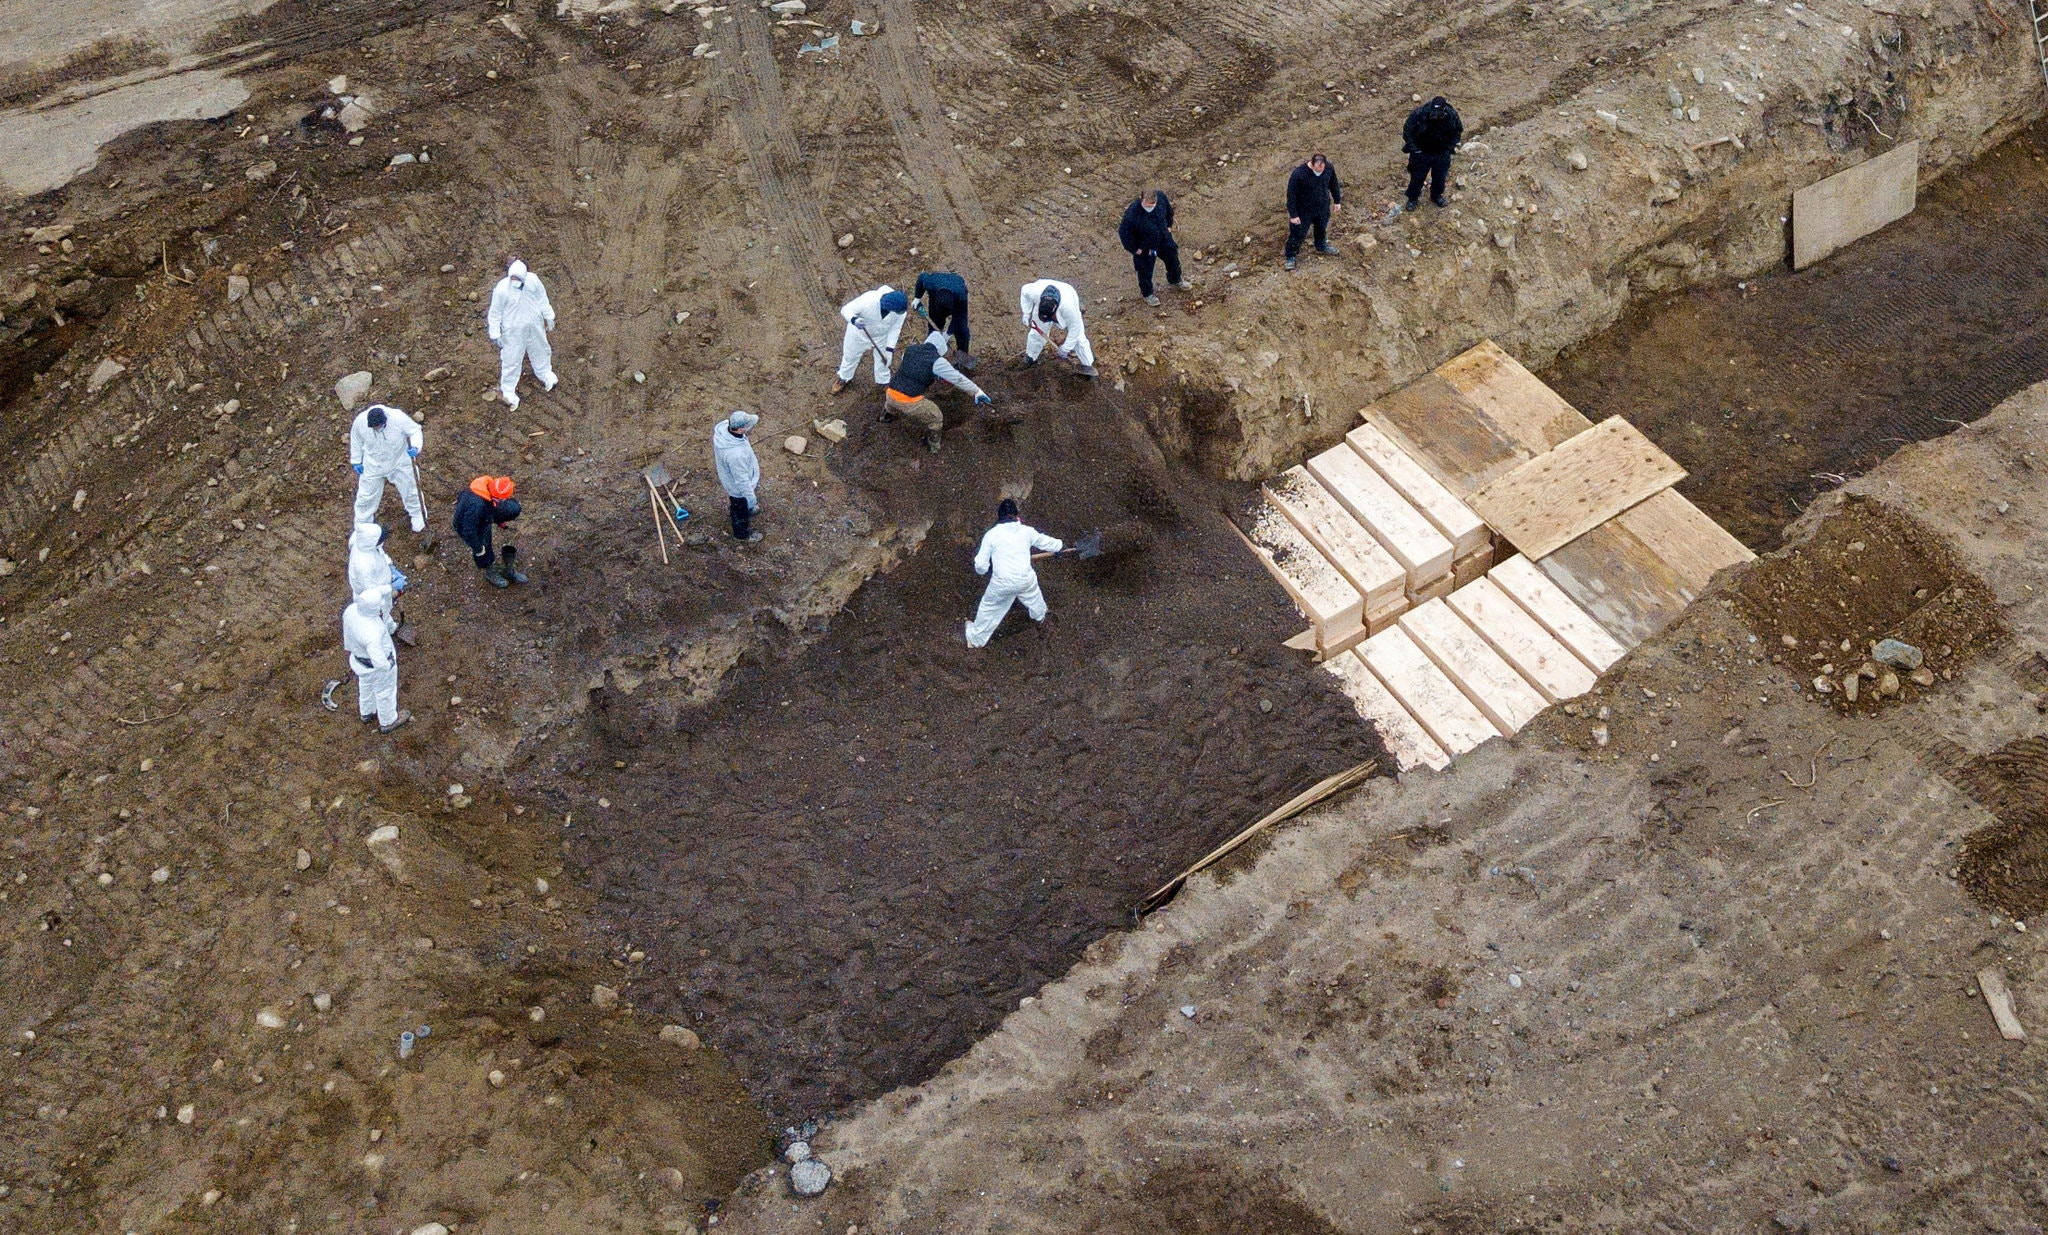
836, 285, 907, 385
348, 405, 425, 530
487, 260, 557, 408
347, 523, 400, 634
1019, 278, 1094, 366
964, 519, 1064, 647
343, 588, 400, 726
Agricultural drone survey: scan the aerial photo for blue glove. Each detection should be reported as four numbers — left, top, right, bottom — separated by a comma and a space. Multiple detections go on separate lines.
352, 463, 364, 476
407, 446, 420, 458
389, 567, 409, 594
974, 393, 992, 406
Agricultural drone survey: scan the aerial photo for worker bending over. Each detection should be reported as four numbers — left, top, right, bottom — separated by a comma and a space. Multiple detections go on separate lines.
832, 285, 909, 394
913, 271, 975, 370
349, 404, 426, 532
965, 498, 1063, 647
452, 475, 526, 588
1018, 278, 1095, 378
487, 260, 558, 410
344, 586, 410, 733
885, 330, 991, 453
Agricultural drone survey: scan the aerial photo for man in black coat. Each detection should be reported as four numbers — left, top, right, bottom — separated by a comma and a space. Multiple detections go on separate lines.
1402, 96, 1463, 210
452, 474, 525, 589
912, 271, 975, 371
1118, 188, 1192, 305
1284, 154, 1341, 271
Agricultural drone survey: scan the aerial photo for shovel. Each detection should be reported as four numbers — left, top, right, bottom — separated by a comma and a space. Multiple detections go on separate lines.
642, 461, 690, 563
1032, 529, 1101, 561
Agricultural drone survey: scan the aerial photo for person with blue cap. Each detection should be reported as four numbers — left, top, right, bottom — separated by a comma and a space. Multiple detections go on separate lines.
965, 497, 1064, 647
832, 284, 910, 394
713, 410, 764, 543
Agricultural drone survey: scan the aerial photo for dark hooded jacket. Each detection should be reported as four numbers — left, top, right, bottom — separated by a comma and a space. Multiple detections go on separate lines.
1403, 97, 1464, 157
1117, 193, 1176, 253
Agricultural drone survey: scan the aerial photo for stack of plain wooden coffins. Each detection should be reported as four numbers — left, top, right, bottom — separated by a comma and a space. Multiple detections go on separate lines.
1244, 340, 1755, 771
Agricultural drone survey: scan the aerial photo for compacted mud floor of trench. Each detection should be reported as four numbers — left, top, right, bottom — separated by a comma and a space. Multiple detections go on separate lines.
1546, 119, 2048, 548
544, 372, 1383, 1120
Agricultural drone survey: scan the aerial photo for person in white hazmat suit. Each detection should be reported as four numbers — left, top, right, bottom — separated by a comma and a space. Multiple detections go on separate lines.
487, 259, 558, 409
964, 498, 1064, 647
343, 586, 411, 732
1018, 278, 1096, 378
348, 404, 426, 531
347, 522, 408, 638
830, 285, 909, 394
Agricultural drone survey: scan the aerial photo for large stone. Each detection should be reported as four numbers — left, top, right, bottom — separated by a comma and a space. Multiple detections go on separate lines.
659, 1024, 702, 1048
788, 1157, 833, 1197
591, 983, 620, 1010
1872, 638, 1923, 671
335, 371, 374, 410
86, 357, 125, 394
337, 98, 375, 133
227, 275, 250, 303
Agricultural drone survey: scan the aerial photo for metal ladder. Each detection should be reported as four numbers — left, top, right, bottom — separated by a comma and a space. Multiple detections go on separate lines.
2032, 0, 2048, 92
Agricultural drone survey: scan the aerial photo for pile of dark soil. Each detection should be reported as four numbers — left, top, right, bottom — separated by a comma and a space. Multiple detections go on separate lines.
558, 371, 1385, 1119
1956, 737, 2048, 918
1729, 499, 2005, 714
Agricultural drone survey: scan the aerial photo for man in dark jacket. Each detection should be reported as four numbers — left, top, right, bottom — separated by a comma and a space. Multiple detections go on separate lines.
1402, 96, 1463, 210
1284, 154, 1341, 270
452, 474, 526, 588
884, 330, 992, 453
1118, 189, 1192, 305
912, 271, 975, 371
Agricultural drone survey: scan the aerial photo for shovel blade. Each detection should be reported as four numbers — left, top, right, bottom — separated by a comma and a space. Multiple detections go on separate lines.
1073, 529, 1103, 560
643, 462, 674, 488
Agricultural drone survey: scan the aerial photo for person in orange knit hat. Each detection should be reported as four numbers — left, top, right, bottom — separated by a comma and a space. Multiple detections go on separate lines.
451, 475, 526, 588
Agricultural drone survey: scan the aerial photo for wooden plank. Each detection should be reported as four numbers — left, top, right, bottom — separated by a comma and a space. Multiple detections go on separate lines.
1304, 444, 1454, 588
1410, 574, 1453, 605
1468, 417, 1688, 560
1367, 593, 1408, 637
1321, 651, 1450, 772
1488, 553, 1628, 674
1357, 626, 1502, 755
1360, 372, 1530, 498
1434, 339, 1593, 453
1452, 542, 1495, 589
1345, 421, 1491, 557
1615, 489, 1755, 594
1264, 467, 1407, 610
1239, 505, 1363, 632
1398, 599, 1550, 734
1978, 967, 2028, 1041
1793, 140, 1918, 270
1447, 576, 1598, 704
1539, 522, 1694, 649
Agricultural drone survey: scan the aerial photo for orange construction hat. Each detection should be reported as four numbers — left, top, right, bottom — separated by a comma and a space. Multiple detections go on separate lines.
471, 475, 515, 501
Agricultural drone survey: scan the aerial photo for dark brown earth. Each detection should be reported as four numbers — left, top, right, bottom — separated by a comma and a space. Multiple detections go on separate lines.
551, 373, 1387, 1121
1546, 120, 2048, 550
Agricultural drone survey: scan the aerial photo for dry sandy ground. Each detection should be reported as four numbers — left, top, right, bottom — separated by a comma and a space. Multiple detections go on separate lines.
0, 0, 2044, 1231
724, 387, 2048, 1232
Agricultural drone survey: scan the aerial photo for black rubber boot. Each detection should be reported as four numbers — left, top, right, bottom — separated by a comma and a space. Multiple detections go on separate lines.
483, 564, 510, 589
502, 545, 529, 585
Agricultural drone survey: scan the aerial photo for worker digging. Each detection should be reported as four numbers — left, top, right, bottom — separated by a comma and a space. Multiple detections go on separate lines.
912, 270, 976, 370
964, 496, 1065, 648
452, 474, 526, 588
832, 285, 910, 395
347, 403, 426, 533
884, 330, 993, 453
488, 258, 558, 410
1018, 278, 1096, 378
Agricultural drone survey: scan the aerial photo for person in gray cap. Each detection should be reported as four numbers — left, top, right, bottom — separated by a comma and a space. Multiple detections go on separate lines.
713, 410, 764, 543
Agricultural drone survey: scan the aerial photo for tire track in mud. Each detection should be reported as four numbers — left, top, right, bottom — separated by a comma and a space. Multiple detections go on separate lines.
714, 12, 843, 333
866, 0, 997, 289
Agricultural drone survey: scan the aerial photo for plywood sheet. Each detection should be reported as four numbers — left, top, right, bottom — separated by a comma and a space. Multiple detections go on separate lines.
1539, 522, 1694, 649
1358, 626, 1502, 755
1398, 599, 1549, 734
1469, 417, 1687, 560
1345, 421, 1491, 557
1434, 339, 1593, 452
1264, 467, 1407, 609
1304, 443, 1454, 587
1447, 576, 1598, 704
1488, 553, 1628, 674
1321, 651, 1450, 772
1615, 489, 1755, 594
1241, 504, 1362, 632
1360, 372, 1530, 498
1792, 140, 1918, 270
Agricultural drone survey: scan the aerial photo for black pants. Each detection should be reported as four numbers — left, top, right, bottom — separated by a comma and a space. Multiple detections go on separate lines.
1284, 215, 1328, 260
729, 495, 752, 539
464, 529, 494, 569
1131, 240, 1183, 297
925, 288, 970, 353
1406, 151, 1451, 204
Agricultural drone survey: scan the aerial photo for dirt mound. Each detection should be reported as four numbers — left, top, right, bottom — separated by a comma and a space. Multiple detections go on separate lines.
550, 375, 1385, 1121
1957, 736, 2048, 918
1729, 498, 2005, 713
